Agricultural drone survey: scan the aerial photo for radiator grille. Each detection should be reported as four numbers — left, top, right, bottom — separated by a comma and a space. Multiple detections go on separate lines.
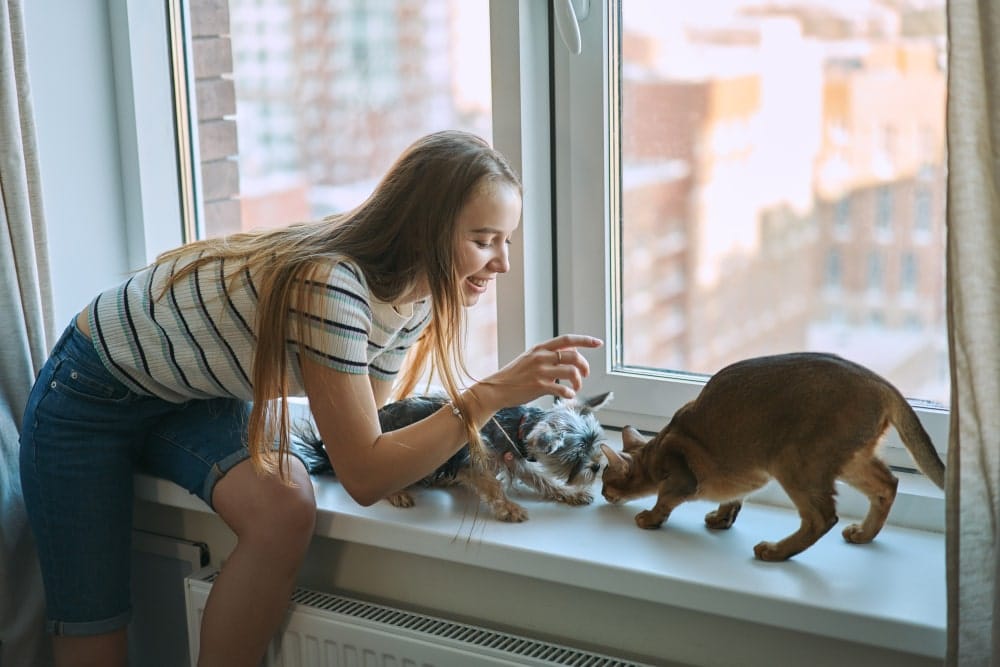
190, 569, 651, 667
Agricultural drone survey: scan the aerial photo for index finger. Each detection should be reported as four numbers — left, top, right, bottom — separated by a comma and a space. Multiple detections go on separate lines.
540, 334, 604, 350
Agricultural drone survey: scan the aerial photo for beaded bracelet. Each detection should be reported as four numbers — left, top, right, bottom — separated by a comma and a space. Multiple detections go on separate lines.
446, 401, 463, 420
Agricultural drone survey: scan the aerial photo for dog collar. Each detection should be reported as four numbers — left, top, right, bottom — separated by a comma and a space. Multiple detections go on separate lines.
515, 415, 535, 461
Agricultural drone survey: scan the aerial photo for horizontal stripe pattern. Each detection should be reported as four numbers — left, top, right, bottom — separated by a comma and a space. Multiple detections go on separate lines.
89, 254, 431, 402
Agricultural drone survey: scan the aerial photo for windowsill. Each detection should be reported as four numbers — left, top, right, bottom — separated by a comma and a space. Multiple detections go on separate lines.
133, 435, 945, 662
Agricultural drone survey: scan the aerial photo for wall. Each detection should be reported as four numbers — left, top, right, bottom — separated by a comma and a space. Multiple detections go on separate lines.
23, 0, 130, 326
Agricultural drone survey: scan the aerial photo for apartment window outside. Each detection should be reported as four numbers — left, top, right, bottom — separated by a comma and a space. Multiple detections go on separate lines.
182, 0, 499, 382
825, 248, 842, 290
901, 251, 918, 295
557, 0, 948, 459
619, 0, 946, 403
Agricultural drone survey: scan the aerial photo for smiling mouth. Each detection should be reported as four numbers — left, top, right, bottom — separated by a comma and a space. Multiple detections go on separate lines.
467, 277, 489, 292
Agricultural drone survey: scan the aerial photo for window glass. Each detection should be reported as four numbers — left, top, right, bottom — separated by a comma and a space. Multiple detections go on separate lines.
618, 0, 948, 407
186, 0, 498, 380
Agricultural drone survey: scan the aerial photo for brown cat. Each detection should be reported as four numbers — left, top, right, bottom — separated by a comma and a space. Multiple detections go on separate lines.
599, 352, 945, 561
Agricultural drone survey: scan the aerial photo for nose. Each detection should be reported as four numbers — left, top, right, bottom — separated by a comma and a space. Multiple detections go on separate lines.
488, 243, 510, 274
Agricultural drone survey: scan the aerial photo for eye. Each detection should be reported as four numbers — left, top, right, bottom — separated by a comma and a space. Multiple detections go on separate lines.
474, 240, 490, 249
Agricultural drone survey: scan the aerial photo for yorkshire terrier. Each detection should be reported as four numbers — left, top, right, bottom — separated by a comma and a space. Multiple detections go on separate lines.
292, 392, 613, 522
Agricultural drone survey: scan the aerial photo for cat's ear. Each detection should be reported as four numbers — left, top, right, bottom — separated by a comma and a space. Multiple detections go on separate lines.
621, 425, 648, 452
600, 443, 630, 474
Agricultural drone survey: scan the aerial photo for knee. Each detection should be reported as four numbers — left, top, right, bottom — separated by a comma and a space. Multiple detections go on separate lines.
215, 459, 317, 551
255, 472, 317, 545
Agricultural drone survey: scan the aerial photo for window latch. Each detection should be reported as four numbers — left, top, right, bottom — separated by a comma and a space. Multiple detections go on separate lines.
554, 0, 589, 56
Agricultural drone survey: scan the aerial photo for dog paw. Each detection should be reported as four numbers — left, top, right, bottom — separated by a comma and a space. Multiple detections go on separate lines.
560, 490, 594, 506
634, 510, 663, 529
753, 541, 789, 561
842, 523, 875, 544
387, 492, 415, 508
495, 502, 529, 522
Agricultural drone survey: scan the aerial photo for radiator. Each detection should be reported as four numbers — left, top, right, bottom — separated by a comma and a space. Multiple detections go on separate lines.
185, 568, 652, 667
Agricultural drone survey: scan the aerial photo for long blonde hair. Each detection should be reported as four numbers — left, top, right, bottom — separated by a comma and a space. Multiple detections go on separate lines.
154, 130, 522, 476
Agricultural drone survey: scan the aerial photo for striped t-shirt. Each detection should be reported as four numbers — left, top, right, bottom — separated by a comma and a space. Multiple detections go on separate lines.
87, 253, 431, 403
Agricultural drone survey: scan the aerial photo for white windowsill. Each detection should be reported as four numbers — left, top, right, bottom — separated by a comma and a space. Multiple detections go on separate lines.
133, 431, 945, 663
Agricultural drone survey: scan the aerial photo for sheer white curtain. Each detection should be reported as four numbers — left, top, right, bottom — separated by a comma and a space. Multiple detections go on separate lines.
0, 1, 54, 665
946, 1, 1000, 665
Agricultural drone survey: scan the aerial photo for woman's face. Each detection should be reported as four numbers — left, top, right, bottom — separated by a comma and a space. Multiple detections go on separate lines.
452, 182, 522, 307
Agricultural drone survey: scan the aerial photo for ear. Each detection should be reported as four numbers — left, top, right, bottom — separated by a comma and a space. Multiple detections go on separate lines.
540, 432, 562, 455
600, 443, 629, 475
528, 424, 560, 455
579, 391, 614, 414
621, 425, 648, 452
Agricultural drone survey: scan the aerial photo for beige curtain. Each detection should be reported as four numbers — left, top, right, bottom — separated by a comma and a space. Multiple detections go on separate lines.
0, 0, 54, 665
946, 1, 1000, 665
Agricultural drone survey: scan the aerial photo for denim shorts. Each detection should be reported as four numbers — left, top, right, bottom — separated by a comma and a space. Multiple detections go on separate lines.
19, 318, 253, 636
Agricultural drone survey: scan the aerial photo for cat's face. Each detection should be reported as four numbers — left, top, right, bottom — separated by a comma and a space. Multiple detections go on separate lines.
599, 426, 655, 503
524, 392, 613, 487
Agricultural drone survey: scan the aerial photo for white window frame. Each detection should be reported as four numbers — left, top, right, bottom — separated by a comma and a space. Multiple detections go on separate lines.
490, 0, 557, 365
108, 0, 187, 266
550, 0, 949, 469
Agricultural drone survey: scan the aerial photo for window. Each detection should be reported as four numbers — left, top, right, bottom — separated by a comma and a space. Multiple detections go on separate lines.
825, 248, 842, 291
914, 184, 933, 237
555, 0, 949, 465
901, 251, 918, 296
866, 250, 884, 294
875, 185, 894, 238
179, 0, 500, 381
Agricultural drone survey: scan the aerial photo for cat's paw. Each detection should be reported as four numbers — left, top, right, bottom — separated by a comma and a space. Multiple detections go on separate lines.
704, 503, 741, 529
841, 523, 875, 544
753, 541, 790, 561
387, 492, 415, 508
635, 510, 664, 529
494, 502, 529, 523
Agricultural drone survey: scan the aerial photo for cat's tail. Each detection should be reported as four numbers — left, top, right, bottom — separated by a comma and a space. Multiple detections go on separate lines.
888, 389, 945, 489
290, 419, 336, 475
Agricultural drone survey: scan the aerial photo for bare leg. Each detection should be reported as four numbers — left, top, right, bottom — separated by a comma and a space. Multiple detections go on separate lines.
196, 457, 317, 666
839, 455, 898, 544
52, 629, 127, 667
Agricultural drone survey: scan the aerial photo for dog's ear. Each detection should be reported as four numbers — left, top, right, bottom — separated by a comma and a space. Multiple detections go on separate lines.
534, 429, 562, 455
556, 391, 614, 414
580, 391, 613, 413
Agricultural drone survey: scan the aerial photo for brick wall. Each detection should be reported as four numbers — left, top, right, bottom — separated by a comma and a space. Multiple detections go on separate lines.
189, 0, 242, 238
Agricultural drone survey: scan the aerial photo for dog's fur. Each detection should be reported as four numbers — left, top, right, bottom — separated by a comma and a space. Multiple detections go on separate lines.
292, 392, 613, 522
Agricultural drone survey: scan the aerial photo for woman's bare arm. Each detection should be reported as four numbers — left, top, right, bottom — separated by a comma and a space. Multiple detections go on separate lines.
301, 333, 602, 506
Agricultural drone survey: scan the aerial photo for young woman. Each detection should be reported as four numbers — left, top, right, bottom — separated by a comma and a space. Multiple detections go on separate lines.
19, 130, 602, 667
